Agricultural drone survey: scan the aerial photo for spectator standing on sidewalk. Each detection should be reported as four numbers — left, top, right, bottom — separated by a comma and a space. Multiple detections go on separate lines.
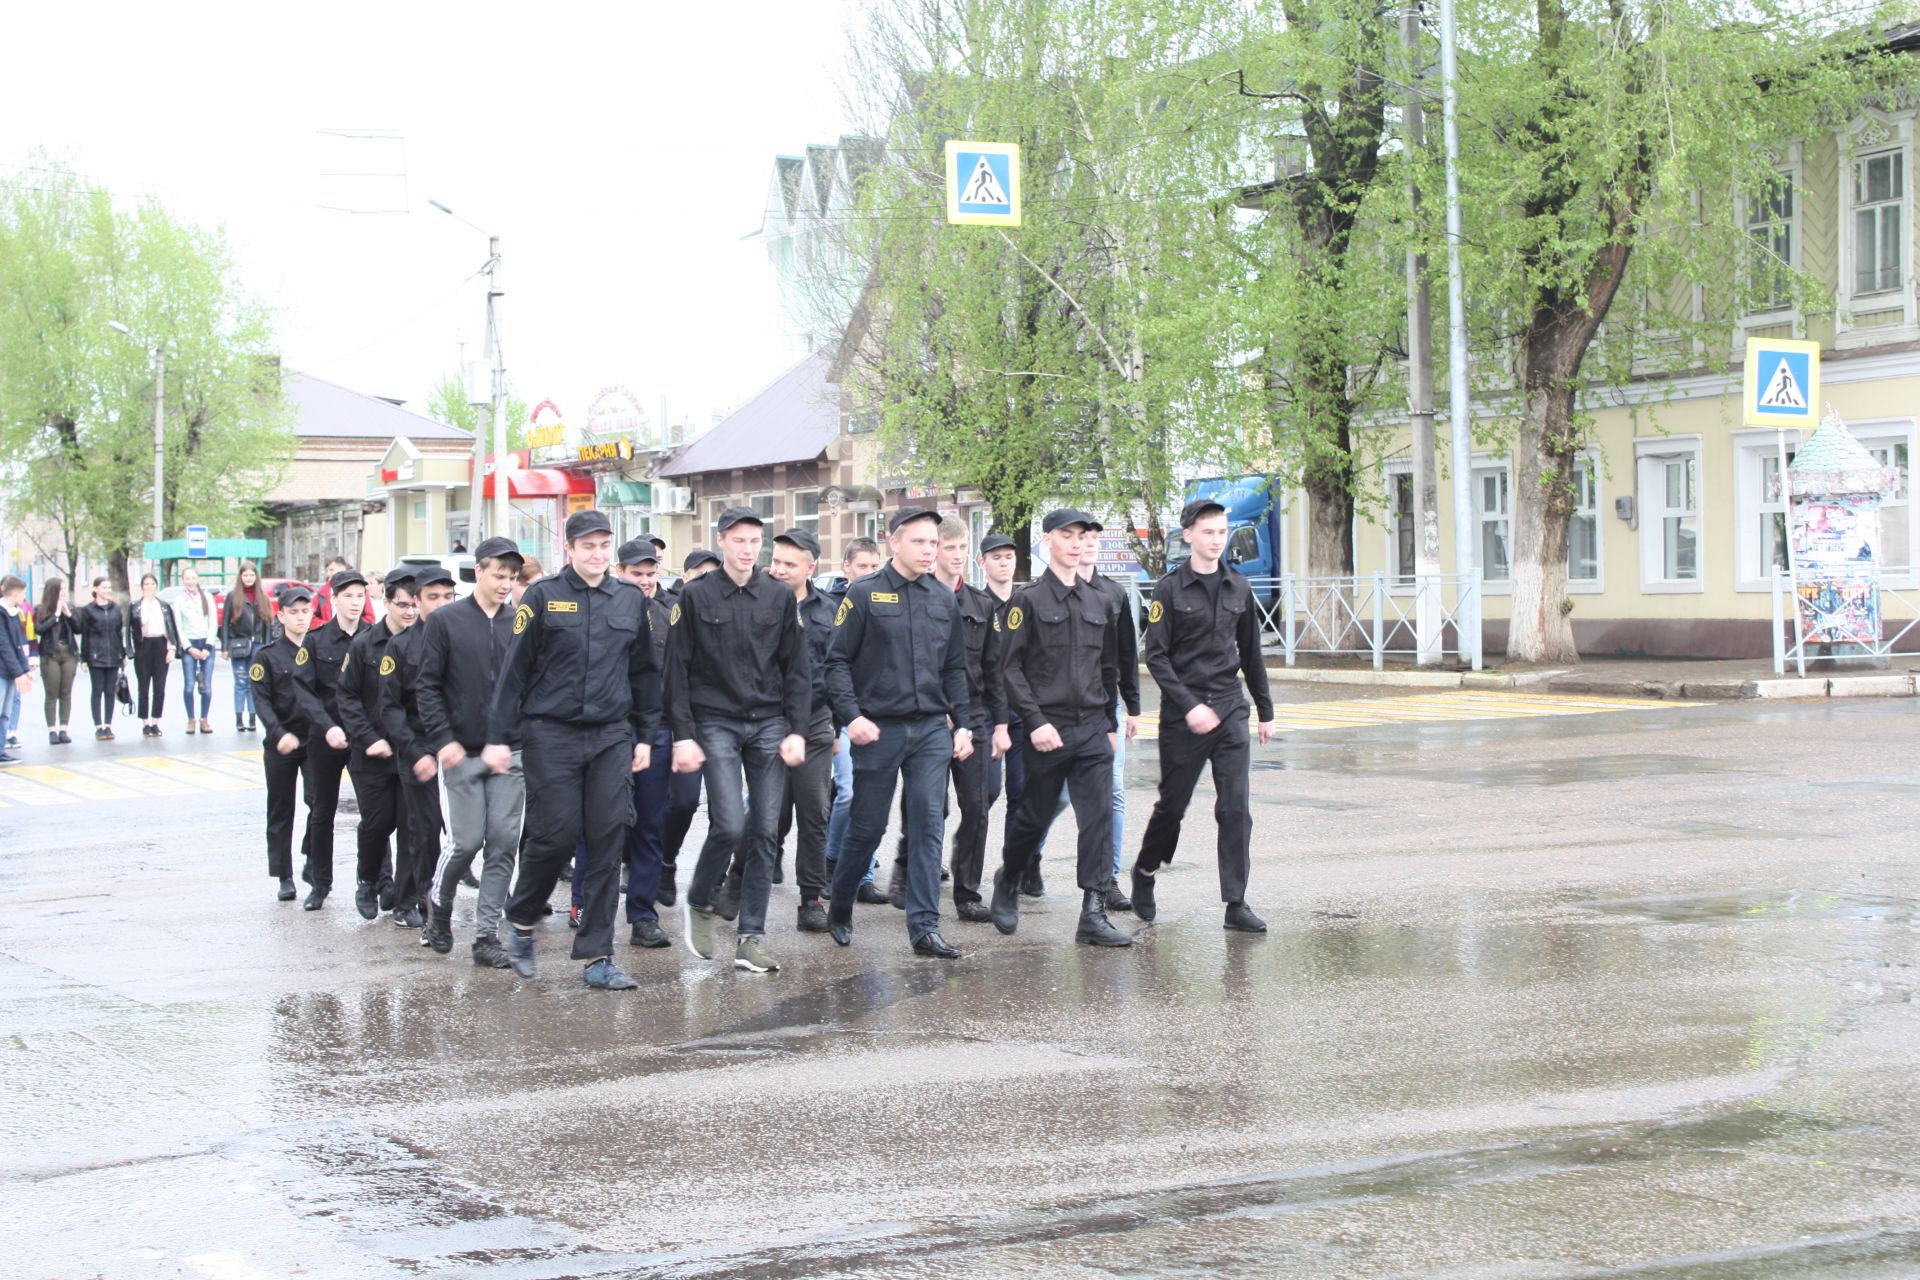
172, 567, 218, 735
77, 577, 126, 741
33, 579, 78, 746
222, 561, 271, 732
0, 576, 31, 763
128, 573, 180, 738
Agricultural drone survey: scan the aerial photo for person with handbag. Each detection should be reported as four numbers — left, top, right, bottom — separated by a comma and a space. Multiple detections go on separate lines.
171, 567, 218, 735
76, 577, 126, 741
221, 561, 271, 732
128, 573, 179, 738
32, 579, 78, 745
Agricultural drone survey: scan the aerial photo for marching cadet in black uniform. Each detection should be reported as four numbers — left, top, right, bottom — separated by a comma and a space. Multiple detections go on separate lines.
989, 509, 1130, 947
418, 536, 525, 967
767, 527, 837, 932
656, 547, 720, 906
823, 507, 973, 958
336, 573, 418, 919
377, 565, 458, 930
251, 584, 339, 905
1132, 499, 1277, 932
666, 507, 810, 975
484, 509, 662, 990
299, 568, 368, 910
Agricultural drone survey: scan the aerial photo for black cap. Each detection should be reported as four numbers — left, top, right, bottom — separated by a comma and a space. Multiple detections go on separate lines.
618, 538, 660, 566
978, 532, 1015, 555
648, 535, 667, 553
564, 509, 613, 541
328, 568, 367, 593
888, 506, 940, 533
1041, 508, 1100, 534
683, 549, 720, 572
1179, 499, 1227, 528
410, 564, 457, 589
278, 583, 315, 606
383, 572, 417, 596
774, 528, 821, 559
473, 535, 523, 564
715, 506, 764, 533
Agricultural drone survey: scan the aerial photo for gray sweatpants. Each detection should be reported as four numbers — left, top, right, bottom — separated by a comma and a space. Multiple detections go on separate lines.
433, 751, 525, 943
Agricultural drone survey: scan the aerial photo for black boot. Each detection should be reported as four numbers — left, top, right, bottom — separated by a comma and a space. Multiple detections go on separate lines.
276, 877, 297, 902
422, 902, 455, 954
886, 857, 908, 910
656, 863, 677, 908
354, 880, 379, 920
828, 902, 853, 947
990, 866, 1020, 935
1020, 854, 1045, 898
1075, 889, 1132, 947
1131, 865, 1158, 922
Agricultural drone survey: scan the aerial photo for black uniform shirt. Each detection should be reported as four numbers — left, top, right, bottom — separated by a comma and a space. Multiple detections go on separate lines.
795, 587, 838, 739
641, 588, 672, 676
662, 566, 809, 741
824, 563, 970, 727
1142, 562, 1275, 722
306, 617, 363, 732
954, 580, 1006, 726
337, 618, 401, 768
378, 622, 434, 769
416, 595, 517, 753
998, 569, 1120, 733
252, 631, 328, 744
489, 565, 662, 743
1087, 571, 1143, 717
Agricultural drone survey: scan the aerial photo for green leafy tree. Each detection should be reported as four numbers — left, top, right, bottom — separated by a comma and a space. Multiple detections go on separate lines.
425, 370, 529, 450
0, 158, 290, 592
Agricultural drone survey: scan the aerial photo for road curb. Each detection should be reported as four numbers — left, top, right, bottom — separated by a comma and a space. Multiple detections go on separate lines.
1259, 656, 1919, 701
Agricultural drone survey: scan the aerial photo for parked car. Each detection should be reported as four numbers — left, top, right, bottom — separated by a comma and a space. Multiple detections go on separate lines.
391, 554, 477, 599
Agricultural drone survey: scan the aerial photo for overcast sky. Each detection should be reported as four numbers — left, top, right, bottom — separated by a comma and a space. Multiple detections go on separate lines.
2, 1, 859, 434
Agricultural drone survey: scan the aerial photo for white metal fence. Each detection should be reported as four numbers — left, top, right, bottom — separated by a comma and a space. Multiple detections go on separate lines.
1770, 567, 1920, 675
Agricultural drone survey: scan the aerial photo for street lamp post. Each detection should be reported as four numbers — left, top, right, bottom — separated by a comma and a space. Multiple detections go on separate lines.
108, 321, 165, 578
429, 200, 510, 546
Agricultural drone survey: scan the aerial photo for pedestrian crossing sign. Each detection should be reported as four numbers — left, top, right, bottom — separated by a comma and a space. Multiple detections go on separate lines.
1742, 337, 1820, 428
946, 141, 1021, 227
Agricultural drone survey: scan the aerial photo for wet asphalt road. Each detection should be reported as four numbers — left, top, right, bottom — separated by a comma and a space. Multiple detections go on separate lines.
4, 689, 1920, 1279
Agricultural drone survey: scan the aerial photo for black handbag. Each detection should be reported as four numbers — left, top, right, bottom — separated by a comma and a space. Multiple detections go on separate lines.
116, 666, 132, 711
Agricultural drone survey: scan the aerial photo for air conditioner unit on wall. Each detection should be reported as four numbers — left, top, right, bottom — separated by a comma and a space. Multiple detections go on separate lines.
657, 486, 695, 514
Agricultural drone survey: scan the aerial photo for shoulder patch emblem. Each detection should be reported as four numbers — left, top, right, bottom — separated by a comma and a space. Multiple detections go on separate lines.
835, 597, 852, 627
379, 654, 396, 677
294, 647, 309, 666
870, 591, 900, 604
1147, 600, 1164, 624
547, 599, 578, 613
513, 603, 533, 635
1006, 606, 1023, 631
670, 602, 682, 626
249, 662, 265, 682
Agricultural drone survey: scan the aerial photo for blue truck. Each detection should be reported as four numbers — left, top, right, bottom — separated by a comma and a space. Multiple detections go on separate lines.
1166, 476, 1286, 603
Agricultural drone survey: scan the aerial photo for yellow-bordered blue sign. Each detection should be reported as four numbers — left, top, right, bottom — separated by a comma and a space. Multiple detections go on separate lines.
1742, 337, 1820, 429
945, 140, 1021, 227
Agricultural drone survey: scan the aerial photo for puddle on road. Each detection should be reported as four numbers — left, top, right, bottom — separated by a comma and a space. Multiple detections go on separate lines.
1576, 889, 1915, 925
1398, 753, 1744, 788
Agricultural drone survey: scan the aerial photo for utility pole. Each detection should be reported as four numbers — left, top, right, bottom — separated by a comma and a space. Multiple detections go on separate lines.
485, 235, 508, 542
1403, 6, 1442, 665
1439, 0, 1479, 667
461, 338, 485, 551
152, 343, 166, 564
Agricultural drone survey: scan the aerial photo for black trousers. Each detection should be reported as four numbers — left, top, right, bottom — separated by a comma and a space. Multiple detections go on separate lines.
88, 665, 116, 727
506, 719, 632, 962
785, 724, 834, 902
663, 770, 702, 868
395, 768, 442, 911
301, 739, 351, 890
997, 716, 1113, 893
263, 743, 310, 879
349, 758, 401, 889
1136, 711, 1253, 904
134, 637, 168, 719
890, 713, 991, 902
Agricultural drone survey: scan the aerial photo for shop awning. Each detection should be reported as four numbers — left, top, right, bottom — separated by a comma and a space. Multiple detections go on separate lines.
481, 467, 597, 500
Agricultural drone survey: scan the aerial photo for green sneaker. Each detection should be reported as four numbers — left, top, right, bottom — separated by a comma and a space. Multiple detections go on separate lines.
685, 902, 717, 960
734, 934, 779, 973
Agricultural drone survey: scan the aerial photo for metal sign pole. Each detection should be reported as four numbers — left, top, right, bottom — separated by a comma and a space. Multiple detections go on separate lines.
1780, 427, 1805, 678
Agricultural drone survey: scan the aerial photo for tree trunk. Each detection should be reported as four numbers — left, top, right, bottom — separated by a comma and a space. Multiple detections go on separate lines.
108, 548, 132, 602
1507, 384, 1580, 663
1302, 465, 1358, 650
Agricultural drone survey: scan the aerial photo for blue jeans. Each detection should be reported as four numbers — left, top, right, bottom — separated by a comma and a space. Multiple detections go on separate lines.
179, 647, 215, 720
825, 727, 876, 884
230, 648, 257, 720
830, 715, 951, 940
0, 681, 18, 743
689, 717, 788, 938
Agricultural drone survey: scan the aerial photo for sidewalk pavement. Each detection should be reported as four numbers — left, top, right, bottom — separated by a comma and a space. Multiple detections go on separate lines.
1254, 651, 1920, 701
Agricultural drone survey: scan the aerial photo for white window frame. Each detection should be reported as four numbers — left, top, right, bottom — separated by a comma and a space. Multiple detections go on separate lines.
1739, 145, 1802, 329
1471, 455, 1512, 595
1566, 449, 1604, 594
707, 497, 729, 551
792, 489, 821, 543
1635, 436, 1705, 594
1384, 460, 1416, 593
1851, 417, 1917, 588
1732, 428, 1802, 593
1837, 110, 1918, 347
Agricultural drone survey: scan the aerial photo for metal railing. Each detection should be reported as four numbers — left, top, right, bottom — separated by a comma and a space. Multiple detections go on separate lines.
1770, 567, 1920, 675
1123, 572, 1484, 671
